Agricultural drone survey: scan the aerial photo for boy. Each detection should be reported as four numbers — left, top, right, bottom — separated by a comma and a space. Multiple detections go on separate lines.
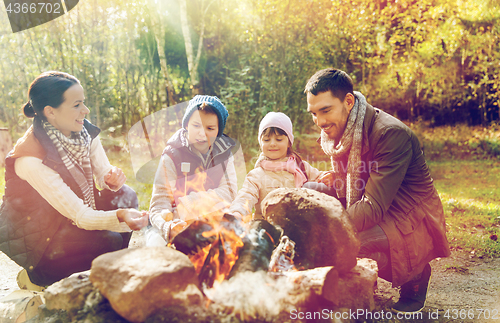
149, 95, 238, 242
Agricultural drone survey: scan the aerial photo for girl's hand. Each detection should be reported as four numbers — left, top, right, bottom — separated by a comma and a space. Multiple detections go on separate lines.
117, 209, 149, 230
104, 166, 126, 190
317, 171, 334, 187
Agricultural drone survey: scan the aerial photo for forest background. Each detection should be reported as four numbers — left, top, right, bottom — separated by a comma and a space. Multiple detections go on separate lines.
0, 0, 500, 257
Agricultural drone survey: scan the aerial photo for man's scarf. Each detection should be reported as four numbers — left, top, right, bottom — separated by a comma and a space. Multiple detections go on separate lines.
320, 91, 368, 208
42, 120, 96, 209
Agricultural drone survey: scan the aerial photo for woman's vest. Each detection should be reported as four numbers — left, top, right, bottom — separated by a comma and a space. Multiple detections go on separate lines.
0, 118, 100, 272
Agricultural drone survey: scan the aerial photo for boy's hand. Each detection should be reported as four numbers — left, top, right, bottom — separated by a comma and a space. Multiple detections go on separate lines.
161, 219, 188, 242
104, 166, 126, 190
169, 220, 188, 240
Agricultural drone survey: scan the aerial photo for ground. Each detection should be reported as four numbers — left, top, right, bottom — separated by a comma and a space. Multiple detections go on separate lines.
374, 250, 500, 322
1, 236, 499, 322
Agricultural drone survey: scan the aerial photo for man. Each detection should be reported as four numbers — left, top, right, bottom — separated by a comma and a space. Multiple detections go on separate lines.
304, 68, 450, 313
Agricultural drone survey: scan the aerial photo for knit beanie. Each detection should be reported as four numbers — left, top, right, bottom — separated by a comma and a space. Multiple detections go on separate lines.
182, 95, 229, 137
258, 112, 294, 145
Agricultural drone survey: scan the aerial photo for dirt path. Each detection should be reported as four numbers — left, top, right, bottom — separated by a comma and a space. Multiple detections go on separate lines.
374, 250, 500, 322
1, 243, 499, 322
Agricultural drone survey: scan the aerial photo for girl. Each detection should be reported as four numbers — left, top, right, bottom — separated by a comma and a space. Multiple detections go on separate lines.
0, 71, 148, 290
149, 95, 238, 243
229, 112, 328, 219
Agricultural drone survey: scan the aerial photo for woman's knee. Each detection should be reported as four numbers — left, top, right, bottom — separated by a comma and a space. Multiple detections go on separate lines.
96, 184, 139, 211
99, 231, 125, 252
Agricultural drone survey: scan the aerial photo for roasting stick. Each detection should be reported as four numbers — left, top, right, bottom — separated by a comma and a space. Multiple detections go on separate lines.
181, 162, 190, 196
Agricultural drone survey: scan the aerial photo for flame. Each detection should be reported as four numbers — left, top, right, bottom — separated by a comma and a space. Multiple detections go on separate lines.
170, 164, 248, 286
173, 165, 234, 222
189, 243, 212, 275
188, 220, 245, 285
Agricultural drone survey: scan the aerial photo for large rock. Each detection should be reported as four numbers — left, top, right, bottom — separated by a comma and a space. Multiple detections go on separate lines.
89, 247, 203, 323
336, 258, 378, 310
0, 290, 43, 323
44, 271, 94, 313
261, 188, 360, 274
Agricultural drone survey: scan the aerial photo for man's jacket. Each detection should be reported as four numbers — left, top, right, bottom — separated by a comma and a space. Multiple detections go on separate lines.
331, 103, 450, 287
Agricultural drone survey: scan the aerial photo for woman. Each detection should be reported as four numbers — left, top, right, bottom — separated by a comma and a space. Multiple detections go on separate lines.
0, 71, 148, 290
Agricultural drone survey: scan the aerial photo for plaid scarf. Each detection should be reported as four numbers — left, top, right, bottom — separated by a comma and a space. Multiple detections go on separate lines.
42, 121, 96, 209
321, 91, 368, 208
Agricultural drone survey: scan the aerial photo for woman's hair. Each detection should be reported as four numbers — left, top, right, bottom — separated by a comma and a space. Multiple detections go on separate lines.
260, 127, 304, 165
23, 71, 80, 119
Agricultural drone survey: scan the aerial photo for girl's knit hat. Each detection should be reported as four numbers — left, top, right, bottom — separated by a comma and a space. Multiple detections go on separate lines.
258, 112, 294, 145
182, 95, 229, 137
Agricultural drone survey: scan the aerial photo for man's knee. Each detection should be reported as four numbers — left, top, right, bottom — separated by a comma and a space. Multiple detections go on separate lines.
302, 181, 336, 196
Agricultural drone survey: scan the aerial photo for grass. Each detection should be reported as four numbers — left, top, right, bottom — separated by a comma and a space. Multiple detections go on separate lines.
106, 150, 154, 211
429, 159, 500, 257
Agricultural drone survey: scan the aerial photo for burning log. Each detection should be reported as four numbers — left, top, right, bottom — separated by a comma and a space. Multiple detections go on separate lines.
269, 235, 296, 272
170, 220, 215, 255
228, 220, 282, 277
261, 188, 360, 274
170, 215, 248, 289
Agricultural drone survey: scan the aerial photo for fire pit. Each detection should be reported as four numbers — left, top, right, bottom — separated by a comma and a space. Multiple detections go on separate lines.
40, 188, 378, 323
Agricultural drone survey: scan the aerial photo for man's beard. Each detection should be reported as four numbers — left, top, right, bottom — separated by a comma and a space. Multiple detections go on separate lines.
320, 129, 337, 156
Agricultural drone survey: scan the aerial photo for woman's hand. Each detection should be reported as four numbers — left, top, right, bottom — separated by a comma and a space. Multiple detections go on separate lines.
104, 166, 126, 190
317, 171, 334, 187
117, 209, 149, 230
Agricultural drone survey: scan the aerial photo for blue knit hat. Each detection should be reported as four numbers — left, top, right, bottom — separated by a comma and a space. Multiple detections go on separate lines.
182, 95, 229, 137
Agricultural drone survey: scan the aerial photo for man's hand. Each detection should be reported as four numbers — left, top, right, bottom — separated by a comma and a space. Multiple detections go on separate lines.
104, 166, 126, 190
317, 171, 334, 187
117, 209, 149, 230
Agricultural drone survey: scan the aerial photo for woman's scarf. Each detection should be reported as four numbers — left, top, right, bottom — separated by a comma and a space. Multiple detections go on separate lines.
42, 120, 96, 209
320, 91, 367, 208
259, 154, 308, 188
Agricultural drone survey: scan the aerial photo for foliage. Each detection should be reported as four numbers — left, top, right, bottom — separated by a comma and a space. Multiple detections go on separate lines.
1, 0, 500, 150
412, 121, 500, 160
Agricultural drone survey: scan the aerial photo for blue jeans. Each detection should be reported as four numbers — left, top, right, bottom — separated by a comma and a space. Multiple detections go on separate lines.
302, 181, 337, 196
358, 224, 392, 281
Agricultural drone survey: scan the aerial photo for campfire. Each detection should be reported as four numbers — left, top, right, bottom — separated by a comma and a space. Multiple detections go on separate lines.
76, 188, 377, 323
151, 183, 368, 321
170, 215, 282, 289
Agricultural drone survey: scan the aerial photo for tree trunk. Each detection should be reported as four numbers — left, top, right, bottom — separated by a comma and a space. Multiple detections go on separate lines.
180, 0, 198, 91
180, 0, 215, 95
148, 2, 177, 107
